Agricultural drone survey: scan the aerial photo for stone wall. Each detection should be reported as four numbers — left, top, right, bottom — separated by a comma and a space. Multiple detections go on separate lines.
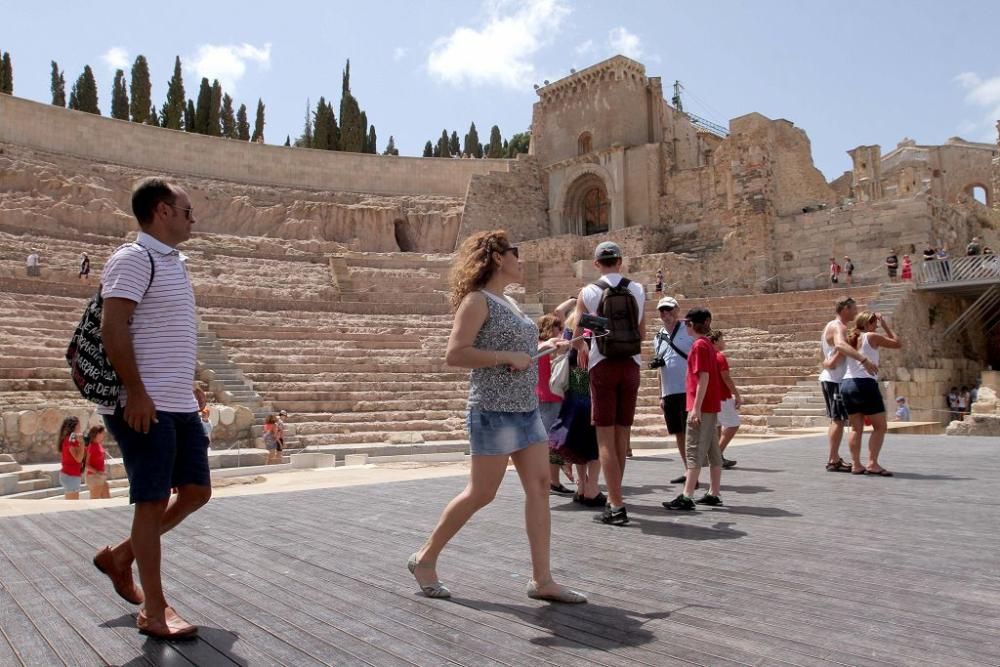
0, 94, 508, 198
458, 155, 550, 243
0, 404, 255, 464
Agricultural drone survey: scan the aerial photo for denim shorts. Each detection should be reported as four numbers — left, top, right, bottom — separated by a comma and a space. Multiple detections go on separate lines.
466, 408, 548, 456
59, 473, 82, 493
103, 407, 211, 504
840, 378, 886, 416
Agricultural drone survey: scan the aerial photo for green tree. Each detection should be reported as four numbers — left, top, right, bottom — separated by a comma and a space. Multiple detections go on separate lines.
463, 122, 481, 158
236, 103, 249, 140
251, 98, 265, 143
68, 89, 78, 110
50, 61, 66, 106
437, 129, 450, 158
339, 93, 364, 152
422, 140, 433, 157
184, 99, 195, 132
208, 79, 222, 136
110, 69, 129, 120
220, 93, 236, 138
194, 77, 211, 134
433, 143, 441, 158
284, 135, 291, 146
129, 55, 151, 123
487, 125, 503, 158
163, 56, 185, 130
506, 131, 530, 157
147, 104, 158, 126
159, 101, 169, 127
449, 131, 460, 158
295, 98, 313, 147
72, 65, 99, 114
0, 52, 12, 94
340, 59, 351, 128
360, 111, 369, 151
312, 96, 332, 149
384, 136, 399, 156
367, 125, 377, 154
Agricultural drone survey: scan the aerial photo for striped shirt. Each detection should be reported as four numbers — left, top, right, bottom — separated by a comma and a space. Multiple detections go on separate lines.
98, 231, 198, 414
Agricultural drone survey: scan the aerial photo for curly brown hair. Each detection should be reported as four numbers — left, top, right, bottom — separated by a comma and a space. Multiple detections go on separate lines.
846, 311, 877, 349
449, 230, 511, 310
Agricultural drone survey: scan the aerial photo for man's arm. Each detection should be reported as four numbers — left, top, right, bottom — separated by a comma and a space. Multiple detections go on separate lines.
101, 297, 157, 433
832, 321, 878, 375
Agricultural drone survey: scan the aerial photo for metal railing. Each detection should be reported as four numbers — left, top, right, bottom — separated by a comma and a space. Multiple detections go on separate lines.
916, 254, 1000, 287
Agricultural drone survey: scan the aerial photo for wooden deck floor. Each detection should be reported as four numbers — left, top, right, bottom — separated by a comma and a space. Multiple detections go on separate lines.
1, 434, 998, 666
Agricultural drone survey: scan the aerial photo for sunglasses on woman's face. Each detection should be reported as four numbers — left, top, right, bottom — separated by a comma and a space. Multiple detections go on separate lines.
501, 246, 519, 259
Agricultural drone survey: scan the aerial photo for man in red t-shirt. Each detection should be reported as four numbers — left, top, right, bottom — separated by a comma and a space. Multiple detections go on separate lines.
664, 307, 724, 510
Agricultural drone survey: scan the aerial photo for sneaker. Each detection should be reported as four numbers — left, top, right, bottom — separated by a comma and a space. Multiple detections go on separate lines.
549, 483, 574, 496
662, 494, 695, 511
581, 492, 607, 507
695, 494, 723, 506
598, 505, 629, 525
722, 457, 737, 469
670, 474, 687, 484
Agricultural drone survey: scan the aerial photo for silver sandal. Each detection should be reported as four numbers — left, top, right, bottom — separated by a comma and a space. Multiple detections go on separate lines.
407, 553, 451, 599
526, 579, 587, 604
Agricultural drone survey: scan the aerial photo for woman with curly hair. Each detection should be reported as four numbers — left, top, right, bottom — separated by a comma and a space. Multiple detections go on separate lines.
837, 311, 902, 476
408, 230, 586, 604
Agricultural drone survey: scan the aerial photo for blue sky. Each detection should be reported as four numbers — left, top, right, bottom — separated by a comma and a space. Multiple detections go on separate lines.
3, 0, 999, 178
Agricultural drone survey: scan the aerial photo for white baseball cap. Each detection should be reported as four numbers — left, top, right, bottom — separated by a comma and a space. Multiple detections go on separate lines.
657, 296, 679, 310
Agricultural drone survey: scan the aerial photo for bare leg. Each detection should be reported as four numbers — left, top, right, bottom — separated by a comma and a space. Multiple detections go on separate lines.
65, 491, 80, 500
413, 454, 509, 587
683, 465, 701, 497
549, 463, 561, 487
866, 413, 889, 471
675, 431, 687, 474
708, 464, 722, 496
131, 498, 170, 617
719, 426, 739, 452
615, 425, 630, 474
585, 460, 601, 497
108, 484, 211, 573
828, 420, 845, 463
595, 425, 623, 506
847, 414, 865, 472
510, 443, 557, 589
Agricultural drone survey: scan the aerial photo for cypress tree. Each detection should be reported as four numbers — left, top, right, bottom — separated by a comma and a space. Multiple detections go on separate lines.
208, 79, 222, 136
340, 59, 351, 129
184, 99, 195, 132
50, 61, 66, 106
360, 111, 368, 151
0, 52, 12, 94
129, 55, 151, 123
251, 98, 265, 143
449, 130, 460, 158
159, 101, 169, 127
339, 93, 364, 152
296, 98, 313, 147
437, 129, 450, 158
236, 103, 250, 140
367, 125, 377, 155
312, 96, 330, 150
111, 69, 129, 120
194, 77, 211, 134
423, 141, 433, 158
147, 104, 158, 126
463, 122, 481, 158
220, 93, 236, 138
68, 89, 78, 110
502, 138, 508, 155
163, 56, 185, 130
384, 136, 399, 156
487, 125, 503, 158
284, 135, 291, 146
73, 65, 99, 114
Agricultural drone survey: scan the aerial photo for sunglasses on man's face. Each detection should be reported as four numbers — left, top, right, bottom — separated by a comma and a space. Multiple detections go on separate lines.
501, 246, 519, 259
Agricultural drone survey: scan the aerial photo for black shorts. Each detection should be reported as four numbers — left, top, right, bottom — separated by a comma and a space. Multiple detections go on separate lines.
839, 378, 886, 416
104, 407, 211, 504
661, 393, 688, 435
821, 381, 849, 422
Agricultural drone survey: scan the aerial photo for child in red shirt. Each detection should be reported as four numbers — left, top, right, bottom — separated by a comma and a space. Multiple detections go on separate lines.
85, 426, 111, 499
664, 307, 724, 510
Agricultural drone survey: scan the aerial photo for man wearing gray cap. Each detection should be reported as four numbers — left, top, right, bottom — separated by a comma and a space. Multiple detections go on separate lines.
651, 296, 694, 484
571, 241, 645, 526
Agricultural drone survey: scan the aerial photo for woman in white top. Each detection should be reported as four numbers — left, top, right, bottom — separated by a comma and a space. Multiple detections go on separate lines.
837, 311, 901, 476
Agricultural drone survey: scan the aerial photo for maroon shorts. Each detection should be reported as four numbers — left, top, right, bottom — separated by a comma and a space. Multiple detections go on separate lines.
589, 358, 641, 427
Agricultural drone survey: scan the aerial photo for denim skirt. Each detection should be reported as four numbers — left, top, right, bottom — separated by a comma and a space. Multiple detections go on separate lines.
466, 408, 547, 456
840, 378, 886, 416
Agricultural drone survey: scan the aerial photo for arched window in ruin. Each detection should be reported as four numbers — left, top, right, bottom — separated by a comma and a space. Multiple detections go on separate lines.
578, 131, 593, 155
563, 172, 610, 235
393, 219, 416, 252
966, 183, 989, 206
581, 186, 609, 235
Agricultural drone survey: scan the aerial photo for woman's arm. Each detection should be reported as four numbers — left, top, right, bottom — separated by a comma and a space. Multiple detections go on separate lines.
869, 315, 902, 349
445, 292, 530, 370
720, 369, 741, 408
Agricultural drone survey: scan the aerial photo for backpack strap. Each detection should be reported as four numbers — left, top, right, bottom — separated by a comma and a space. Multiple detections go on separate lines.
134, 244, 156, 297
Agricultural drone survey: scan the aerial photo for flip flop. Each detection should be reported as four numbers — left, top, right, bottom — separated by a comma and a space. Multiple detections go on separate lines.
527, 580, 588, 604
867, 469, 894, 477
851, 469, 867, 475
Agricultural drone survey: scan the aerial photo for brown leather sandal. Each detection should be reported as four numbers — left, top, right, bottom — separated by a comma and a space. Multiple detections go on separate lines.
93, 546, 144, 605
137, 607, 198, 640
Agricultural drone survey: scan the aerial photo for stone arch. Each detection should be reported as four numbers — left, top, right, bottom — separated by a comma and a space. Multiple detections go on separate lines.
553, 163, 616, 236
964, 182, 990, 206
393, 218, 417, 252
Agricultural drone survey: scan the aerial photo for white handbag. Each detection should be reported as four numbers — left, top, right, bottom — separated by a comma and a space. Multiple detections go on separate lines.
548, 352, 570, 398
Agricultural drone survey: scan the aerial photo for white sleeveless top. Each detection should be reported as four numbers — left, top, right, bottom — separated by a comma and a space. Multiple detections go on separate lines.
843, 333, 879, 381
818, 320, 846, 383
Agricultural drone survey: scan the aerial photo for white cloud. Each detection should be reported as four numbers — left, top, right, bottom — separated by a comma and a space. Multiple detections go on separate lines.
574, 39, 595, 57
955, 71, 1000, 140
189, 43, 271, 94
101, 47, 129, 71
393, 47, 408, 62
608, 27, 642, 59
427, 0, 570, 89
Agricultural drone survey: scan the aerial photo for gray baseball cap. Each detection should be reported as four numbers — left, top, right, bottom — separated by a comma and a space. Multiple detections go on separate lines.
594, 241, 622, 260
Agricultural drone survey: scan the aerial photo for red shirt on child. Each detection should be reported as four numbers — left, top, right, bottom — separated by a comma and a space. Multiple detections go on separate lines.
686, 337, 722, 413
536, 353, 563, 403
87, 441, 106, 473
716, 351, 733, 401
60, 436, 82, 476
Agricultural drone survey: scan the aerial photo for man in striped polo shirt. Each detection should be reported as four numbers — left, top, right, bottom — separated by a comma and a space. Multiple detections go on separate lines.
92, 177, 210, 640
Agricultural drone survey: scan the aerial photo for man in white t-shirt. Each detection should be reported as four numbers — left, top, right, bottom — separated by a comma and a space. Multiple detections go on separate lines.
91, 177, 208, 640
572, 241, 645, 526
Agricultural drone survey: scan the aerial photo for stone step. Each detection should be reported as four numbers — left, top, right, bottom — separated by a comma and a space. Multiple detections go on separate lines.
765, 415, 830, 428
0, 462, 22, 474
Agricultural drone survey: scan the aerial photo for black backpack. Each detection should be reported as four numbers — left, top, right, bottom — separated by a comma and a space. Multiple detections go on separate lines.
66, 246, 154, 407
592, 277, 641, 358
